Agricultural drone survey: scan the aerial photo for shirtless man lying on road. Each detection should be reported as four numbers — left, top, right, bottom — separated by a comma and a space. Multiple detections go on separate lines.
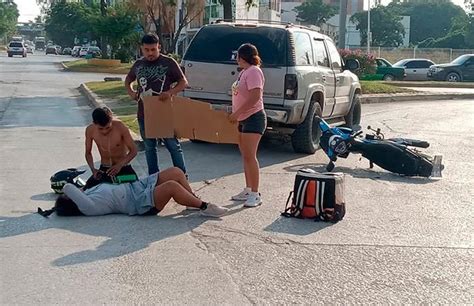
84, 106, 138, 189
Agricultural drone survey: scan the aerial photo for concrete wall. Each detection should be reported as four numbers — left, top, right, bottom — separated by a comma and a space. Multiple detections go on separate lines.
235, 0, 260, 20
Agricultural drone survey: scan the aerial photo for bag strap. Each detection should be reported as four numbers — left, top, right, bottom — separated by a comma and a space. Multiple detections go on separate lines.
281, 191, 294, 217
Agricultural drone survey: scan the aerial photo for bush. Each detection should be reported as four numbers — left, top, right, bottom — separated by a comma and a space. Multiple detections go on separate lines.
339, 49, 376, 77
114, 47, 134, 63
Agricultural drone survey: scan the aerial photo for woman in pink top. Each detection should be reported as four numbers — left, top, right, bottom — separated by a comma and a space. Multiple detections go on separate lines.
229, 44, 267, 207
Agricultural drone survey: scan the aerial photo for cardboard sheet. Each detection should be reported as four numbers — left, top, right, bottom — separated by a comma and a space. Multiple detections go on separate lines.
143, 96, 239, 144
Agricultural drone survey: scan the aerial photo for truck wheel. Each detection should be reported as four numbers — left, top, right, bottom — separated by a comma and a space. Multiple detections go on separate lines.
344, 93, 361, 128
291, 102, 322, 154
383, 74, 395, 81
446, 72, 460, 82
8, 53, 12, 57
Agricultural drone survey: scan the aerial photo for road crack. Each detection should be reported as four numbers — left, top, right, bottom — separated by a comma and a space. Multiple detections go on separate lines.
189, 229, 256, 304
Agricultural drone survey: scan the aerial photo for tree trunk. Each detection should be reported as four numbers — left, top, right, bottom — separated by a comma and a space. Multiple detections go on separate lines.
222, 0, 233, 20
100, 0, 107, 58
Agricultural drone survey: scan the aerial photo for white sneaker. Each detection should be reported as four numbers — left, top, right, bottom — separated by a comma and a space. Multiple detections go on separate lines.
244, 192, 262, 207
200, 203, 229, 217
231, 187, 251, 201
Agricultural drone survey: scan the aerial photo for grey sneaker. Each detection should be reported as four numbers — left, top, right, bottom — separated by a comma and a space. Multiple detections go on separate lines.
201, 203, 229, 217
231, 188, 251, 201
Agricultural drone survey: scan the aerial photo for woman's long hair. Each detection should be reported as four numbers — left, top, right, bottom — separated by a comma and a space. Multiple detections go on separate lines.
37, 195, 84, 217
238, 43, 261, 66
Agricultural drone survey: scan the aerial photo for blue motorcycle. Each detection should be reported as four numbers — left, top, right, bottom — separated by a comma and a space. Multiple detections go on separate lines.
318, 118, 443, 178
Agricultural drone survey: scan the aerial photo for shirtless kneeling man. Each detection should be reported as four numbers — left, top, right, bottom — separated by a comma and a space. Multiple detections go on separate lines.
84, 107, 138, 189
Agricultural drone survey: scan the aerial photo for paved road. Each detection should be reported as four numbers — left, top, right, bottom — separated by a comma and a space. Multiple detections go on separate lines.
1, 53, 473, 304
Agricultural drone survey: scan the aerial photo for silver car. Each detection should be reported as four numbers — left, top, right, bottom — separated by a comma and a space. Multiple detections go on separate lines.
393, 59, 435, 81
181, 22, 361, 153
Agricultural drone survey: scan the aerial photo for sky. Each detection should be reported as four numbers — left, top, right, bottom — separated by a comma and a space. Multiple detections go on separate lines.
13, 0, 469, 23
15, 0, 41, 23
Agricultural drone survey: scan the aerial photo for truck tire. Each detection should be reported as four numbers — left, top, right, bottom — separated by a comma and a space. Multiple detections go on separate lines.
291, 102, 322, 154
344, 93, 361, 128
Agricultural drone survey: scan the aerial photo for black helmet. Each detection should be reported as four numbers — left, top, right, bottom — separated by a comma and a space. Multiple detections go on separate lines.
50, 168, 86, 194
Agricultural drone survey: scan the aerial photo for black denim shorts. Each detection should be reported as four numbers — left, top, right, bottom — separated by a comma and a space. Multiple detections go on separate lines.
238, 110, 267, 135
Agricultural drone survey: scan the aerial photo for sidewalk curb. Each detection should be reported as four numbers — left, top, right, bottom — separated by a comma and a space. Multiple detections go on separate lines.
384, 81, 474, 89
61, 62, 70, 71
79, 83, 142, 142
361, 92, 474, 104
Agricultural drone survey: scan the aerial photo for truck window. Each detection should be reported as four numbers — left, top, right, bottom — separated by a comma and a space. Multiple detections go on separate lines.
293, 32, 314, 66
325, 40, 342, 70
312, 39, 330, 68
184, 25, 288, 67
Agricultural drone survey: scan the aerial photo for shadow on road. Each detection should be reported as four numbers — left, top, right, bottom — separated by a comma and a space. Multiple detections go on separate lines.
283, 163, 439, 185
0, 96, 90, 128
0, 205, 243, 267
50, 134, 306, 184
264, 216, 334, 236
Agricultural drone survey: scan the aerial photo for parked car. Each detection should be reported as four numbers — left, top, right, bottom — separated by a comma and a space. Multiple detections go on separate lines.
86, 46, 102, 58
427, 54, 474, 82
72, 46, 82, 57
55, 45, 63, 55
62, 47, 72, 55
392, 59, 435, 81
25, 42, 34, 54
7, 41, 27, 57
45, 45, 58, 55
361, 58, 406, 81
79, 47, 89, 57
181, 21, 362, 154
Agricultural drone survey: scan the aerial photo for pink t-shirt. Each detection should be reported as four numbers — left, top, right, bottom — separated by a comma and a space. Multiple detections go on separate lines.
231, 65, 265, 121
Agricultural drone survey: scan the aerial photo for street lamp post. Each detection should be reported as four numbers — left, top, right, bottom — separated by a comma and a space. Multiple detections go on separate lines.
367, 0, 371, 54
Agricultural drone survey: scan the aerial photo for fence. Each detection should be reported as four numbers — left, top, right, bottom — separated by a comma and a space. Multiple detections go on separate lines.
348, 47, 474, 64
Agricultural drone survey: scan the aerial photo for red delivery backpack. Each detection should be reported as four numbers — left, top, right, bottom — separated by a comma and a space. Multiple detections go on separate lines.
282, 169, 346, 223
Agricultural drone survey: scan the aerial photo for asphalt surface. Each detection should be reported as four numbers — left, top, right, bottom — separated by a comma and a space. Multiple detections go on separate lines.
1, 53, 473, 304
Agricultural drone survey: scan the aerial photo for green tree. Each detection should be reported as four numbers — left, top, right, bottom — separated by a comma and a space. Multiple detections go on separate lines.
90, 4, 140, 59
0, 1, 19, 39
465, 17, 474, 48
388, 1, 466, 45
44, 1, 94, 47
293, 0, 337, 26
351, 5, 405, 47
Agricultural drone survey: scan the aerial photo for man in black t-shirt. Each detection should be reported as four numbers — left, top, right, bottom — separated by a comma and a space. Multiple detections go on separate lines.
125, 33, 188, 175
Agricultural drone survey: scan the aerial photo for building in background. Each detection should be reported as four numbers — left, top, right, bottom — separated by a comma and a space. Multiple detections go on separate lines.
175, 0, 281, 55
281, 0, 364, 17
259, 0, 282, 21
281, 0, 410, 48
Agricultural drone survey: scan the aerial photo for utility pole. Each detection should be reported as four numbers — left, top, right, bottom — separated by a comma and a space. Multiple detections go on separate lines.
338, 0, 348, 49
367, 0, 371, 54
